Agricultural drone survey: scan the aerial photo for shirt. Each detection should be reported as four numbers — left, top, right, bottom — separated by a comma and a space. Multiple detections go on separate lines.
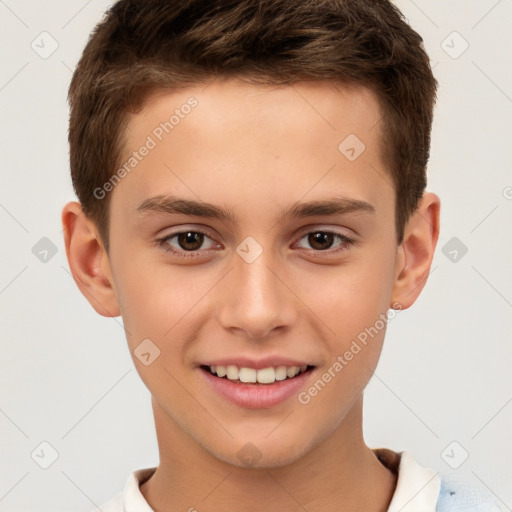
92, 448, 501, 511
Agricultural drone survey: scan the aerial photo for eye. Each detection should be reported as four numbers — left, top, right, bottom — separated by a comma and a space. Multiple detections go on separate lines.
156, 229, 218, 258
294, 230, 355, 254
156, 228, 356, 260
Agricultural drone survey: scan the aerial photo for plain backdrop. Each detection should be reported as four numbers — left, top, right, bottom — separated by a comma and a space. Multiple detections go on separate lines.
1, 1, 511, 511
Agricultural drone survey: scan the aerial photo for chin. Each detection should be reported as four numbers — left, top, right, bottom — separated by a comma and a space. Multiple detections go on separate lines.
207, 436, 313, 470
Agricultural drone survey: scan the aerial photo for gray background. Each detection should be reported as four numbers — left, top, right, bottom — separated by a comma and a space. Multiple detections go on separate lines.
0, 0, 511, 510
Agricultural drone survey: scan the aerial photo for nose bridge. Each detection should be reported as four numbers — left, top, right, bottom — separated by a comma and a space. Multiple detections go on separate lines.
218, 243, 296, 338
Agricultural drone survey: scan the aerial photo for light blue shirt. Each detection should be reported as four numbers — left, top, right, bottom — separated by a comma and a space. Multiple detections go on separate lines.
436, 473, 502, 511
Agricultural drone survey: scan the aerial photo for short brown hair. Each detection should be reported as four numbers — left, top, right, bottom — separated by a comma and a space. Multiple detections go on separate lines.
68, 0, 437, 252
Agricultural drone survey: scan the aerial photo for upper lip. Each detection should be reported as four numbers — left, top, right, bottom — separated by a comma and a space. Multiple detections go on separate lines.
199, 356, 315, 370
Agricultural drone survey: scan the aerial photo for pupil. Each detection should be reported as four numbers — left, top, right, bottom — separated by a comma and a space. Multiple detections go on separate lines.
309, 232, 333, 250
178, 232, 203, 251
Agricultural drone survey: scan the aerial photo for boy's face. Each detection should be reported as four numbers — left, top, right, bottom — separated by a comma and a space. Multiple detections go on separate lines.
78, 79, 430, 467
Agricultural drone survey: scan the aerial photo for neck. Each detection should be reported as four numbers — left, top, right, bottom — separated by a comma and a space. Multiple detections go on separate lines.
140, 396, 397, 512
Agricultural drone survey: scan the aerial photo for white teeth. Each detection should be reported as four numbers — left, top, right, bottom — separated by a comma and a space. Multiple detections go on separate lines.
207, 364, 309, 384
239, 367, 257, 383
226, 365, 238, 380
286, 366, 300, 378
256, 367, 276, 384
275, 366, 288, 381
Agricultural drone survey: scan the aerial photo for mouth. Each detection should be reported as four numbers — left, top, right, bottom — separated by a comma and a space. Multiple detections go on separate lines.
200, 364, 315, 385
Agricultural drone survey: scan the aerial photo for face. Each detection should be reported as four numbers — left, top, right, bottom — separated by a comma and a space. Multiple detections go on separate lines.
106, 78, 401, 467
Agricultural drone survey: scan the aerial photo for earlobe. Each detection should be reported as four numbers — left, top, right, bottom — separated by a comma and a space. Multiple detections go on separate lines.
61, 201, 120, 317
390, 192, 440, 309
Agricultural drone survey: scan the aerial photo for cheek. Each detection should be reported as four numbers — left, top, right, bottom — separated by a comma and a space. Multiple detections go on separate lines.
313, 251, 396, 342
298, 265, 394, 418
112, 268, 195, 400
112, 260, 219, 361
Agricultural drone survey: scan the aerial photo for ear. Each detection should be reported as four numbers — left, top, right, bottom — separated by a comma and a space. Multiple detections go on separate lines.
61, 201, 120, 317
390, 192, 440, 309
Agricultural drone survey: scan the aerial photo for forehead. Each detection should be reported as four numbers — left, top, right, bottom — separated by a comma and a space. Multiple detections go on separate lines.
112, 78, 391, 225
132, 78, 382, 149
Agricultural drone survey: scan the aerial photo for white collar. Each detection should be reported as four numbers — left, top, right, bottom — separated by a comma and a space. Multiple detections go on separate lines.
123, 467, 155, 512
385, 450, 440, 512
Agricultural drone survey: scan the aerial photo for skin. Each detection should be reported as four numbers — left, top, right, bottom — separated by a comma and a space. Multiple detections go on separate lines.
62, 78, 440, 512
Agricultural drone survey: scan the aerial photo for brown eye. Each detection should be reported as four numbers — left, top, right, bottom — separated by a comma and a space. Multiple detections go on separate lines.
157, 229, 217, 258
176, 231, 204, 251
307, 232, 335, 251
295, 230, 356, 255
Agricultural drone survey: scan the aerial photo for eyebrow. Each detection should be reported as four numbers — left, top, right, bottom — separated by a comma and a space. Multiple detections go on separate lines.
136, 194, 375, 224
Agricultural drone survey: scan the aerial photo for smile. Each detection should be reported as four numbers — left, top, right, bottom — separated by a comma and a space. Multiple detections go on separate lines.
202, 364, 313, 384
199, 363, 316, 408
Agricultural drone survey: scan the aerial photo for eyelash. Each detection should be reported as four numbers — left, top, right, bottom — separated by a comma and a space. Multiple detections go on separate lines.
156, 228, 356, 259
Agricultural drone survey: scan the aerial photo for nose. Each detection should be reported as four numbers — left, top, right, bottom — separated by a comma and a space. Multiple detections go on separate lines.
217, 247, 298, 340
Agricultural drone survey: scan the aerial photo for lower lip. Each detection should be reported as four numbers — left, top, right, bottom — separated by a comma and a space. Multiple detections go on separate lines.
199, 367, 315, 409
